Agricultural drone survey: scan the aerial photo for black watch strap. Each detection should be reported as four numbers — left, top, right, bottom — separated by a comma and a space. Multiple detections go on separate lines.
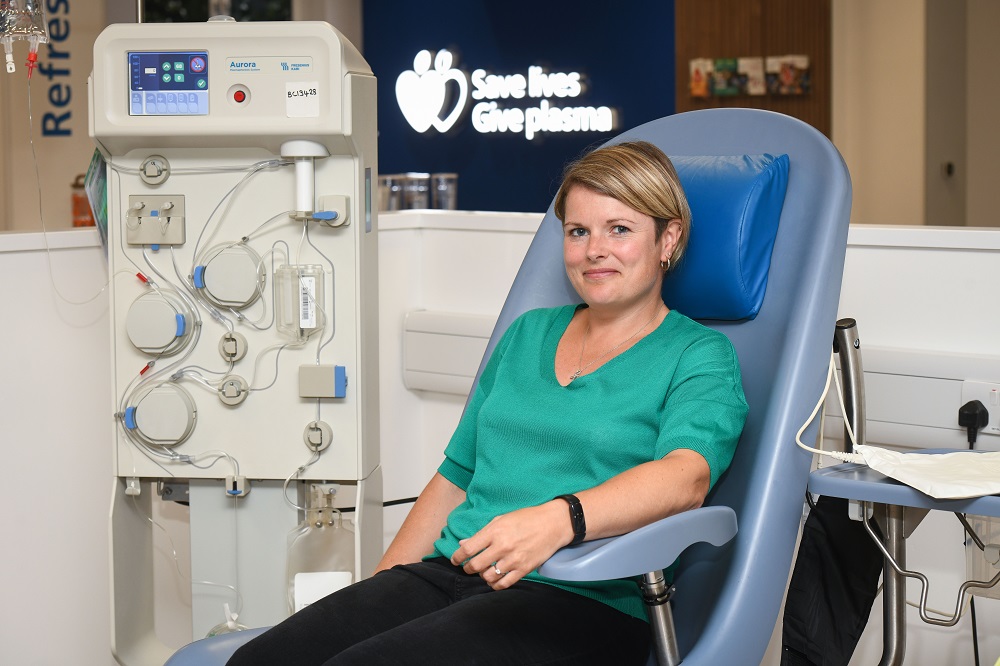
556, 494, 587, 545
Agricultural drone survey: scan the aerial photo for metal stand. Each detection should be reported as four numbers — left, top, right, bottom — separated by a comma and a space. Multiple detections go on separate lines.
873, 503, 907, 666
863, 501, 1000, 634
641, 571, 681, 666
833, 318, 865, 450
833, 319, 1000, 664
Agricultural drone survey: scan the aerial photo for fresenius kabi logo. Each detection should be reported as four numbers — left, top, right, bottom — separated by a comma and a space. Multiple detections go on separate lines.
395, 49, 617, 141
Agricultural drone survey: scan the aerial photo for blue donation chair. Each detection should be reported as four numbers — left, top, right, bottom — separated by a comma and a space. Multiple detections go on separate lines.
165, 108, 852, 666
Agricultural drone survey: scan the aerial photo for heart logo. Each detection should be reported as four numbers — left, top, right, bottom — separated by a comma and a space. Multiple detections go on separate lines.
396, 50, 469, 134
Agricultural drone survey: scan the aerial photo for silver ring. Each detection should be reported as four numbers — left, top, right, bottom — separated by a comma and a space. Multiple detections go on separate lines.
493, 564, 505, 576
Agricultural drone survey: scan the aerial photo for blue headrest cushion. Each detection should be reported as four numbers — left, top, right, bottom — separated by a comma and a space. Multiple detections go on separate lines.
662, 153, 789, 320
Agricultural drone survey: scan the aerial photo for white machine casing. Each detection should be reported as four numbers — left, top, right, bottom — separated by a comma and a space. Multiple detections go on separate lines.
90, 20, 380, 665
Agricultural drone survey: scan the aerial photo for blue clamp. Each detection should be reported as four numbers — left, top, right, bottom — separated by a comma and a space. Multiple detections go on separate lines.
312, 211, 339, 221
334, 365, 347, 398
124, 407, 137, 430
175, 314, 186, 337
150, 244, 160, 252
193, 265, 206, 288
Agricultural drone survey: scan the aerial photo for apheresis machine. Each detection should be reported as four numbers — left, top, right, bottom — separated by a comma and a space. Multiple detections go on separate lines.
90, 19, 379, 665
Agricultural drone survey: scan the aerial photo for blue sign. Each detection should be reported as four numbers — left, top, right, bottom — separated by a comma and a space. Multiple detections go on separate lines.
363, 0, 676, 213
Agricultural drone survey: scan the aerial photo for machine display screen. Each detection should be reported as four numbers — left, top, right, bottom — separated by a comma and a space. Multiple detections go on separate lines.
128, 51, 209, 116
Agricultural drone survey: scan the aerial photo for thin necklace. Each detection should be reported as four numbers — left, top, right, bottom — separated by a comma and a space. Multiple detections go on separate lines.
568, 307, 663, 382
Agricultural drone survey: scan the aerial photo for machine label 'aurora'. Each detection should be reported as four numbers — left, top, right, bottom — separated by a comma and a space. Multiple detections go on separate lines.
225, 56, 314, 74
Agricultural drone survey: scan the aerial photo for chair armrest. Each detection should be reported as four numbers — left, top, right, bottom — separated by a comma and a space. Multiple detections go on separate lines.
537, 505, 737, 581
164, 627, 270, 666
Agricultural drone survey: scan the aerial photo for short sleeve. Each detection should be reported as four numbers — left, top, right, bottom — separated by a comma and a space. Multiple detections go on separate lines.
656, 332, 748, 488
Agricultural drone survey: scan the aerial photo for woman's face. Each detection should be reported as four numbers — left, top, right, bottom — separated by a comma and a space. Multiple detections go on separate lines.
561, 185, 680, 313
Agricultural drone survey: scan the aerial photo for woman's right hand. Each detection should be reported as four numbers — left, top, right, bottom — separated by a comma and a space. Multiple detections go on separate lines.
450, 500, 574, 590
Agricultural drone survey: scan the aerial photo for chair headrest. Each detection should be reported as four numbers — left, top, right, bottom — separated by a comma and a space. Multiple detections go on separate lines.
662, 153, 789, 321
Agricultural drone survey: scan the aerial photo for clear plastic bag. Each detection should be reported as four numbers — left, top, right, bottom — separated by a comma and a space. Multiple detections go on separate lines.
286, 485, 355, 613
1, 0, 49, 74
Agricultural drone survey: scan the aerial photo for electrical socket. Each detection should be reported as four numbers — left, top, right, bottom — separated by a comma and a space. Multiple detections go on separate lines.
960, 380, 1000, 436
126, 194, 186, 246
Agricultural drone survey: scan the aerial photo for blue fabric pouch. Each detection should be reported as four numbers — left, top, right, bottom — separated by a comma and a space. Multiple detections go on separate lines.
662, 153, 789, 320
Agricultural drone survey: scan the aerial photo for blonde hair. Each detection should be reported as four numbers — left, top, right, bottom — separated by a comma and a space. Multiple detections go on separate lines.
553, 141, 691, 266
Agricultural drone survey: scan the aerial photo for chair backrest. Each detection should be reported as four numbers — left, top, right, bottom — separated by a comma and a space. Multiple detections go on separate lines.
477, 109, 852, 664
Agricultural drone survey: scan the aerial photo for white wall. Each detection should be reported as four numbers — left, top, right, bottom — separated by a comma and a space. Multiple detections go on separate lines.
966, 0, 1000, 228
924, 0, 966, 227
4, 218, 1000, 665
0, 229, 117, 665
837, 225, 1000, 358
292, 0, 363, 50
832, 0, 1000, 228
832, 0, 926, 226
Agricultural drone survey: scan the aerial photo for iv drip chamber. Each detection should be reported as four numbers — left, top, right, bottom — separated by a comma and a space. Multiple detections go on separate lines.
124, 383, 197, 448
126, 290, 195, 357
275, 264, 327, 342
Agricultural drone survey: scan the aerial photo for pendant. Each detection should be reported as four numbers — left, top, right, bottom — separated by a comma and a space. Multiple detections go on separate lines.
568, 369, 582, 382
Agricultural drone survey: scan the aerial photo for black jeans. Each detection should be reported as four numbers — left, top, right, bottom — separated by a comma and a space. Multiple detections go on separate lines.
227, 558, 650, 665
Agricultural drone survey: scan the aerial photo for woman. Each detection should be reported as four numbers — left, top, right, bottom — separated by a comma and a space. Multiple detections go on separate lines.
228, 141, 748, 665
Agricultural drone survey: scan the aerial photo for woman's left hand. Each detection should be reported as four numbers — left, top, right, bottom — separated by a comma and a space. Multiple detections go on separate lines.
450, 500, 574, 590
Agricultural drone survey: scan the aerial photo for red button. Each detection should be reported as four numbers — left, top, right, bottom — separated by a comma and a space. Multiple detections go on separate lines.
234, 90, 246, 103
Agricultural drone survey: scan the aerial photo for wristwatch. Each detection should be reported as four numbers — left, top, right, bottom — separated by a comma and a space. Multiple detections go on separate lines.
555, 494, 587, 545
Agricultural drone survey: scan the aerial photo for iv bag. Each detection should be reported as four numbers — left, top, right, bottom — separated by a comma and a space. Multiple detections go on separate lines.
2, 0, 48, 74
286, 485, 355, 614
1, 0, 48, 41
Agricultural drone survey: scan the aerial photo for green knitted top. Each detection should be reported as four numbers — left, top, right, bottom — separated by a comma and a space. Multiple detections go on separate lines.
431, 304, 748, 620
